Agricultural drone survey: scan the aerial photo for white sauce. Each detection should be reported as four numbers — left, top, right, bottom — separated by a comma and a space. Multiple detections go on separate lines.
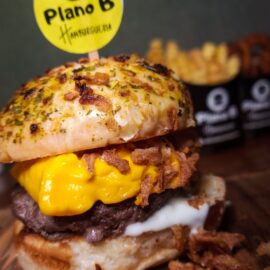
124, 197, 209, 237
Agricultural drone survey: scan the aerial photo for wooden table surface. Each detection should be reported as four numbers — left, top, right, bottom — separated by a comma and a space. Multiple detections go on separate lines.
199, 133, 270, 268
0, 132, 270, 269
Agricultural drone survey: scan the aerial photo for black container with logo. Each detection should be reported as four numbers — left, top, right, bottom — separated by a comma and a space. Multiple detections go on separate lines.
239, 76, 270, 134
186, 77, 242, 149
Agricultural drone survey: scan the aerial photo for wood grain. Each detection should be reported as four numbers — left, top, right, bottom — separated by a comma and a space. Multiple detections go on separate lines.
0, 133, 270, 269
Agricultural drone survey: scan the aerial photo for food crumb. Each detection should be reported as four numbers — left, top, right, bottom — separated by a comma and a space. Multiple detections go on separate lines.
257, 242, 270, 256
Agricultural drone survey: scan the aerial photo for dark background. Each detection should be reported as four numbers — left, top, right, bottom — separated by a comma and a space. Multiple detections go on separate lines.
0, 0, 270, 108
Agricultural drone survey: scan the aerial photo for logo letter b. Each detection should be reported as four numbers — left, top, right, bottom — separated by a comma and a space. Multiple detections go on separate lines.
99, 0, 115, 11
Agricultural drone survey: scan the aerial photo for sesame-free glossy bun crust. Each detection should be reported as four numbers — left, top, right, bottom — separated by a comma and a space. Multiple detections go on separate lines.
0, 55, 194, 163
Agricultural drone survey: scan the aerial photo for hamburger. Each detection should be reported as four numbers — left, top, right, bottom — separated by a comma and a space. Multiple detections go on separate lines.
0, 55, 226, 270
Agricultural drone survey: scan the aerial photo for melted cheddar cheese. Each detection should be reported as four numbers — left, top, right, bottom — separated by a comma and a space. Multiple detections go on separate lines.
12, 152, 162, 216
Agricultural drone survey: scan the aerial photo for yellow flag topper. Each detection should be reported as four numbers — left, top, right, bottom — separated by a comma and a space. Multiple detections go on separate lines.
34, 0, 124, 54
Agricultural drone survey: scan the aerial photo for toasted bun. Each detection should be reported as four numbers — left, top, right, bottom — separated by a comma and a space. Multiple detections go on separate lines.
15, 221, 187, 270
14, 174, 225, 270
0, 55, 194, 163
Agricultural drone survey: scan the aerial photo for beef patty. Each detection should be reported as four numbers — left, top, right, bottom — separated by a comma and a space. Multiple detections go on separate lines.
12, 186, 187, 243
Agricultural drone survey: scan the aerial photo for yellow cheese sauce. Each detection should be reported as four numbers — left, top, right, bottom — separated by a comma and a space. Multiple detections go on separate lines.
12, 152, 169, 216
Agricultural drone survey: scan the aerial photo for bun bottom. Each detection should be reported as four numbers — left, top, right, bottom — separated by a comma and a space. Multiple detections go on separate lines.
14, 221, 188, 270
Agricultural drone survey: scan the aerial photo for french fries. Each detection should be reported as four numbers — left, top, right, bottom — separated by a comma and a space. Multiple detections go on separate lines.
146, 39, 165, 65
146, 40, 240, 85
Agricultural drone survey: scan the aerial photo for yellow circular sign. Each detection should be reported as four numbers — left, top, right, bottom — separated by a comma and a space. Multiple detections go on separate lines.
34, 0, 123, 54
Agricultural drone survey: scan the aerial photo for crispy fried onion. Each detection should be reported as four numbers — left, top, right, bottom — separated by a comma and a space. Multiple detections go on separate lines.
169, 230, 256, 270
134, 136, 199, 207
82, 150, 130, 174
101, 149, 130, 174
82, 133, 199, 207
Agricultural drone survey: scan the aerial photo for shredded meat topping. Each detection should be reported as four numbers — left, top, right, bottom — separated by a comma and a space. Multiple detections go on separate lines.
163, 164, 179, 184
169, 230, 255, 270
131, 146, 162, 166
174, 131, 200, 188
82, 153, 98, 172
171, 225, 190, 253
136, 175, 152, 206
189, 231, 245, 261
131, 134, 199, 207
80, 132, 199, 207
202, 254, 244, 270
101, 149, 130, 174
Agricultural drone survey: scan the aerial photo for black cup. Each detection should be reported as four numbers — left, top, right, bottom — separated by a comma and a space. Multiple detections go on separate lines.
239, 76, 270, 134
185, 77, 242, 149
